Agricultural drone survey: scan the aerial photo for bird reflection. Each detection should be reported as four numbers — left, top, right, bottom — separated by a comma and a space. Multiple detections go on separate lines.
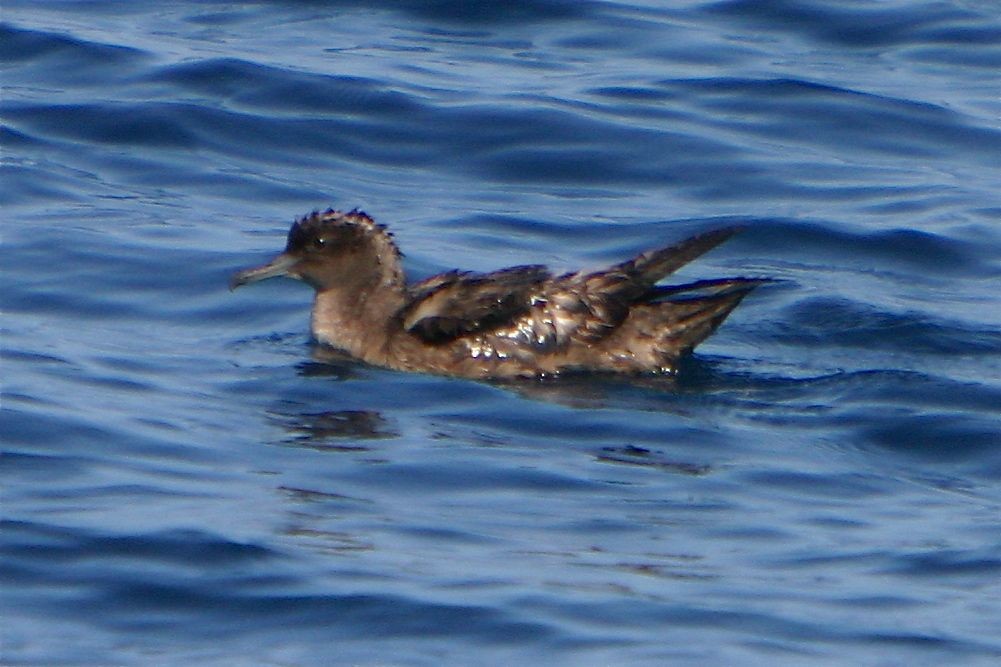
492, 372, 679, 409
595, 445, 712, 476
269, 408, 398, 451
487, 354, 726, 409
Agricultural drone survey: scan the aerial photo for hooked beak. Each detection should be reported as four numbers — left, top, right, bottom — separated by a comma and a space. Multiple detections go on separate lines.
230, 253, 299, 291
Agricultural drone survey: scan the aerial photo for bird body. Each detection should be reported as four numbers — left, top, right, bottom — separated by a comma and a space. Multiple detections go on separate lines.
231, 210, 764, 379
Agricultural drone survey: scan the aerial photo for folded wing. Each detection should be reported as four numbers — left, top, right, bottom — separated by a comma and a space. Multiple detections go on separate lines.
400, 227, 751, 351
400, 265, 550, 343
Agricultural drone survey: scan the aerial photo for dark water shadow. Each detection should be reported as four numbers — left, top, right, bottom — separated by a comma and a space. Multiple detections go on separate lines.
296, 346, 368, 381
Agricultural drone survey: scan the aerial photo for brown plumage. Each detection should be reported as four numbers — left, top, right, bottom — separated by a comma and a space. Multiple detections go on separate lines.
231, 209, 766, 379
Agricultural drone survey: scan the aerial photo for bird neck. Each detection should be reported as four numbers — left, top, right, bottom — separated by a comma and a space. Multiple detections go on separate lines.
310, 275, 407, 364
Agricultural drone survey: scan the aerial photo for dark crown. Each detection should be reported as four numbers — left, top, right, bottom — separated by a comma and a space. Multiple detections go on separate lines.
286, 208, 391, 250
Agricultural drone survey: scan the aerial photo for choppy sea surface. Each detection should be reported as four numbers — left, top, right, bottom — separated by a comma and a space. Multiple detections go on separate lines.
3, 1, 1001, 665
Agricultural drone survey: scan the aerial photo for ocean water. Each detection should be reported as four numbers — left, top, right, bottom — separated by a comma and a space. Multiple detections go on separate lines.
2, 1, 1000, 665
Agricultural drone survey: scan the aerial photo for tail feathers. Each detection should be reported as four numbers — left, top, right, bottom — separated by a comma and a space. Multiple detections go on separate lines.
641, 276, 772, 303
619, 226, 744, 287
651, 279, 763, 356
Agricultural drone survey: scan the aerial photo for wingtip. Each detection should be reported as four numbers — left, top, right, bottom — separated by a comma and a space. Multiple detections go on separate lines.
626, 224, 750, 284
698, 224, 746, 244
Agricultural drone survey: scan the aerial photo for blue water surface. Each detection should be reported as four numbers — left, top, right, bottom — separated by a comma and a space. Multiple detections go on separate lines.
3, 1, 1001, 665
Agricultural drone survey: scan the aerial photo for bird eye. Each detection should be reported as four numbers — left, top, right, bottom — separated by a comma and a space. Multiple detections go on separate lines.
313, 236, 327, 249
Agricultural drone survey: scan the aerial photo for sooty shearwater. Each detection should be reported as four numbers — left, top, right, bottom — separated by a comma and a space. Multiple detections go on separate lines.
231, 209, 766, 379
